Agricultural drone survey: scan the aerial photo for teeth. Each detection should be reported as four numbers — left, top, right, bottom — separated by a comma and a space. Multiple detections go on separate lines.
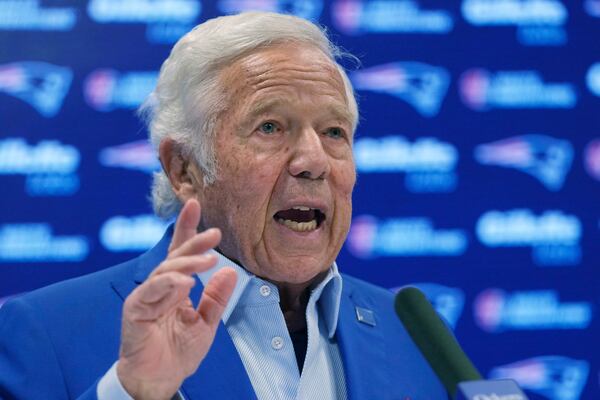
292, 206, 311, 211
277, 218, 317, 232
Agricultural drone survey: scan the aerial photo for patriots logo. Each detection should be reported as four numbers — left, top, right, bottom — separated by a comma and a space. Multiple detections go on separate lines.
0, 62, 72, 117
489, 356, 589, 400
474, 134, 573, 191
351, 62, 450, 117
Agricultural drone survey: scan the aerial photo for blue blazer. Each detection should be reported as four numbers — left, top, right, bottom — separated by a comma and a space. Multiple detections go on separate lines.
0, 227, 448, 399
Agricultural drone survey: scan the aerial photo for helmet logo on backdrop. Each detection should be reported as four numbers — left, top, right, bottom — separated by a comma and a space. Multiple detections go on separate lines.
331, 0, 453, 35
0, 62, 73, 117
489, 356, 589, 400
351, 62, 450, 117
474, 134, 573, 191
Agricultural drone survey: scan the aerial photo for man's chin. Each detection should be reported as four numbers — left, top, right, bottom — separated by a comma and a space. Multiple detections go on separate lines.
256, 255, 331, 285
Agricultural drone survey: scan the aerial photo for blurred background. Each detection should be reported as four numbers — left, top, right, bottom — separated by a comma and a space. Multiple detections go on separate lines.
1, 0, 599, 399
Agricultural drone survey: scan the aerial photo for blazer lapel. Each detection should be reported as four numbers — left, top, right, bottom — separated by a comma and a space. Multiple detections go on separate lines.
336, 280, 390, 400
111, 225, 256, 400
109, 226, 173, 301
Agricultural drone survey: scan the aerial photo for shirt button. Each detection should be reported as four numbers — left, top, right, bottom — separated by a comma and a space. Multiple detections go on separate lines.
260, 285, 271, 297
271, 336, 284, 350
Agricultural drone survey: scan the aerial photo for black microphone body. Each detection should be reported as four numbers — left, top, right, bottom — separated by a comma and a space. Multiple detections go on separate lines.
394, 287, 528, 400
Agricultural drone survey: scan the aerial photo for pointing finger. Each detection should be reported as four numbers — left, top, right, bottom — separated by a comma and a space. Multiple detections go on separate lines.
167, 228, 221, 260
169, 199, 201, 253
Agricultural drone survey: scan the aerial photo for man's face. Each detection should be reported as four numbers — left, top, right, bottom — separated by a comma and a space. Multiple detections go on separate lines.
195, 43, 356, 286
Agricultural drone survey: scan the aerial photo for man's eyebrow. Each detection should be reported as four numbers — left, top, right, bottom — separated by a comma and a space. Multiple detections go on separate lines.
247, 98, 288, 119
327, 103, 354, 126
247, 98, 353, 126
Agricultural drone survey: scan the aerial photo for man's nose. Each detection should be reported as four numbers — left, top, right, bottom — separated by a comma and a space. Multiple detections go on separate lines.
288, 128, 330, 180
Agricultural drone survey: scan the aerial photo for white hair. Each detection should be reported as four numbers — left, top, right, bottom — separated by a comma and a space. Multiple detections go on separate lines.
140, 11, 359, 219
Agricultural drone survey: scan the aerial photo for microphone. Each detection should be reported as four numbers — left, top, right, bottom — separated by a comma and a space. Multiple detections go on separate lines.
394, 286, 529, 400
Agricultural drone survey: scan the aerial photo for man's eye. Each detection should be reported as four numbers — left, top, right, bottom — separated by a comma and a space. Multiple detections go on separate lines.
325, 127, 345, 139
259, 122, 278, 134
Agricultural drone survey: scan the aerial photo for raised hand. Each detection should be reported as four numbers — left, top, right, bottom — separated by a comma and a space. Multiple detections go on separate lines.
117, 199, 237, 400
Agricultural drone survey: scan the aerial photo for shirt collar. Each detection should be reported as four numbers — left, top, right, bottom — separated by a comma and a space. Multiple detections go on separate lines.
197, 249, 343, 338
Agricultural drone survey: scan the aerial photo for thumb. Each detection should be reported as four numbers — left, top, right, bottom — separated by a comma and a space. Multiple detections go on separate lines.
197, 267, 237, 326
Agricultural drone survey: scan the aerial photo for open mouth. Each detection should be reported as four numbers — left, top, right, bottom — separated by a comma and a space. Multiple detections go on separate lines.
274, 206, 326, 232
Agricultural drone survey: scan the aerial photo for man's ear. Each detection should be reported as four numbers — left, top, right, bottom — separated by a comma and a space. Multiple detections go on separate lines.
158, 138, 203, 201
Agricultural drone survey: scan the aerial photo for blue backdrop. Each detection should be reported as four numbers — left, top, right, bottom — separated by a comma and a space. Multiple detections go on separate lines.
1, 1, 599, 399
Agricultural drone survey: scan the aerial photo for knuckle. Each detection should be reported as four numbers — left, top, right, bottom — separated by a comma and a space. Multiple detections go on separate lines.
203, 288, 228, 308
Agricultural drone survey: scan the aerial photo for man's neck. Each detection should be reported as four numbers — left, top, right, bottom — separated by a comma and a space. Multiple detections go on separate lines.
213, 246, 328, 331
279, 287, 310, 332
274, 270, 328, 332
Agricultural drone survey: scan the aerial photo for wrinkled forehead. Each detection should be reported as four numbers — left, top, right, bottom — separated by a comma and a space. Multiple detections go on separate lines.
237, 43, 343, 80
219, 42, 350, 112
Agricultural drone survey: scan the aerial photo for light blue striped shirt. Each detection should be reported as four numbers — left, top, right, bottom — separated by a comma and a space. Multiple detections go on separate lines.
98, 249, 347, 400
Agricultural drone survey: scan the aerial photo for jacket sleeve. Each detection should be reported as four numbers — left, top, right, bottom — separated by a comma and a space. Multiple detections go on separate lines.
0, 297, 99, 400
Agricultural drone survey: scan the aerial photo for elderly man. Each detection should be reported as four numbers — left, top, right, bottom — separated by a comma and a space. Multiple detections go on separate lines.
0, 12, 446, 400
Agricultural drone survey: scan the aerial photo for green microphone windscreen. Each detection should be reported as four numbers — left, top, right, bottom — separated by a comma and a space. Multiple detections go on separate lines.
395, 287, 482, 398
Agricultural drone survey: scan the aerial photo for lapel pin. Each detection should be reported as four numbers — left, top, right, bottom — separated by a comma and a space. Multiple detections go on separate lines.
355, 306, 376, 327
